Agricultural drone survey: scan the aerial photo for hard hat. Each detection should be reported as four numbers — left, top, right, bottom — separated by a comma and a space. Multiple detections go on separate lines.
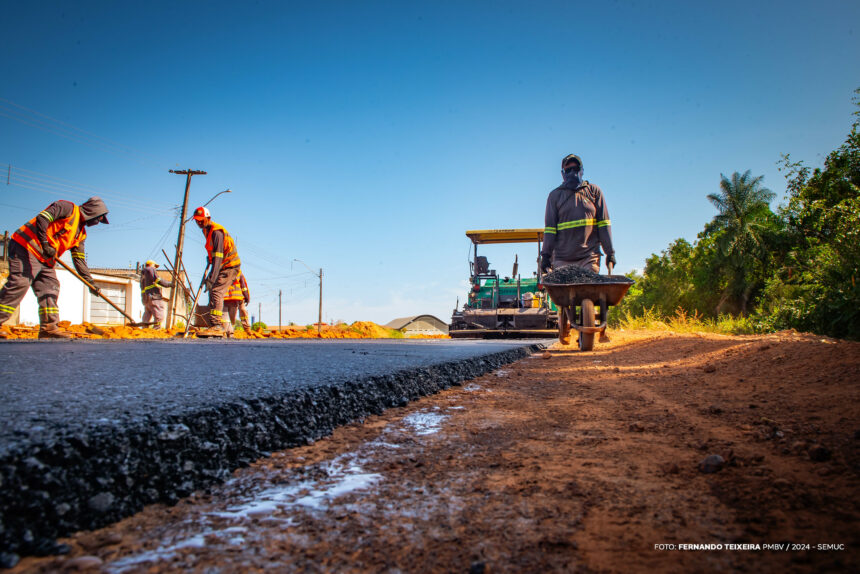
145, 260, 159, 267
192, 206, 210, 221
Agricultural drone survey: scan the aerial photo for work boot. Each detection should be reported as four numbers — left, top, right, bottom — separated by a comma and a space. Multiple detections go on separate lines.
38, 324, 73, 339
196, 325, 226, 338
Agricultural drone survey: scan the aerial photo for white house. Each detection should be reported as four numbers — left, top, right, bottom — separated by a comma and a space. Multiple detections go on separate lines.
0, 261, 185, 326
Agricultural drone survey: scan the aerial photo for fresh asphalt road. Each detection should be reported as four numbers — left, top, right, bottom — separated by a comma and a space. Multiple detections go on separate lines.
0, 338, 547, 454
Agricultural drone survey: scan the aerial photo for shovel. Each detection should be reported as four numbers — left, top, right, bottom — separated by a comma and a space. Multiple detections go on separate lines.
54, 258, 156, 328
182, 263, 211, 338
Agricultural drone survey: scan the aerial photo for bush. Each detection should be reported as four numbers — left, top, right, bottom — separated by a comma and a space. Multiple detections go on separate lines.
251, 321, 267, 331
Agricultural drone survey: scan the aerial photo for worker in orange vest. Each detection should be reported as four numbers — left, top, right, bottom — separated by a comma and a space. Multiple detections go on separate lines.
0, 197, 109, 339
223, 270, 253, 338
191, 206, 241, 337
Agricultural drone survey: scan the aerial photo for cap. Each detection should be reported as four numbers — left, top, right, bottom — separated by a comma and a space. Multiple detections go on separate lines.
561, 154, 583, 169
145, 260, 159, 267
192, 206, 211, 221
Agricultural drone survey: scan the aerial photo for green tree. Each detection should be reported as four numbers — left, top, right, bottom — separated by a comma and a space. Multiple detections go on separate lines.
705, 170, 777, 314
755, 92, 860, 339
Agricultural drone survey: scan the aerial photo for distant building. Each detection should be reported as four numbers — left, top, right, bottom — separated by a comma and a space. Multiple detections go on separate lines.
385, 315, 449, 336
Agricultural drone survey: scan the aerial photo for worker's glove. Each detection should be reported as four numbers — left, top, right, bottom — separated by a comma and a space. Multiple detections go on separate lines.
244, 297, 250, 306
204, 276, 215, 292
540, 255, 552, 274
40, 242, 57, 260
608, 254, 617, 266
89, 285, 101, 297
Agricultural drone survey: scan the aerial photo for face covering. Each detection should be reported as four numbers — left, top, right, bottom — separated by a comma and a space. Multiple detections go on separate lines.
562, 167, 583, 188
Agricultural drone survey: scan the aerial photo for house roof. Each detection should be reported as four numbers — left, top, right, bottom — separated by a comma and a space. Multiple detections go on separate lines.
384, 314, 449, 332
89, 268, 140, 277
89, 267, 174, 281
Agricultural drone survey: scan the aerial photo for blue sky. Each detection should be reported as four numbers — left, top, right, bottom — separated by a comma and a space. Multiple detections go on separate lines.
2, 1, 858, 325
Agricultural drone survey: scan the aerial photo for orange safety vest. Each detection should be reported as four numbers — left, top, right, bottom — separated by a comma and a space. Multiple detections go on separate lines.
12, 204, 87, 265
225, 272, 246, 302
204, 222, 240, 269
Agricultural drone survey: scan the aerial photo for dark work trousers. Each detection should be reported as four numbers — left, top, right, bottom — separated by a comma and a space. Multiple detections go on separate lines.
0, 242, 61, 327
207, 266, 239, 328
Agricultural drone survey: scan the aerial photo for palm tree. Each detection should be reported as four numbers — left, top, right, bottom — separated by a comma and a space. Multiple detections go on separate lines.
706, 170, 776, 313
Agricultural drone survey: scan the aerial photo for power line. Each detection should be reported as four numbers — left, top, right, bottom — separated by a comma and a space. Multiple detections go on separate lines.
4, 179, 174, 217
2, 163, 175, 213
0, 98, 177, 168
146, 214, 180, 261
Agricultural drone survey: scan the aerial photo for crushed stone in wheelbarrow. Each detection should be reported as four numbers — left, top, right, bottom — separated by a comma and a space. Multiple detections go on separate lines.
543, 265, 631, 284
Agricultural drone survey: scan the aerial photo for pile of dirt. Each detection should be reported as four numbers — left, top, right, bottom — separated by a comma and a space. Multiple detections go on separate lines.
0, 322, 177, 340
221, 321, 440, 340
1, 321, 447, 341
347, 321, 400, 338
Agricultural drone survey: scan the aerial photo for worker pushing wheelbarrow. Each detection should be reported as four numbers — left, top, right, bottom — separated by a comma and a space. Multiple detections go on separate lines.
542, 265, 634, 351
538, 152, 633, 350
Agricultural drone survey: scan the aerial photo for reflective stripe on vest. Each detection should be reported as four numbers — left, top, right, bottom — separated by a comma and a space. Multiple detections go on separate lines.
552, 218, 611, 233
557, 218, 596, 230
225, 280, 243, 301
205, 222, 240, 268
12, 204, 86, 264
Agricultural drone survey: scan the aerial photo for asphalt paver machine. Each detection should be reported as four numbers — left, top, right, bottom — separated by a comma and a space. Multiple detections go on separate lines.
449, 229, 558, 338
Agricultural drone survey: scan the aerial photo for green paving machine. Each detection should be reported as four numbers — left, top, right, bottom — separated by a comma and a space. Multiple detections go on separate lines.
449, 229, 558, 338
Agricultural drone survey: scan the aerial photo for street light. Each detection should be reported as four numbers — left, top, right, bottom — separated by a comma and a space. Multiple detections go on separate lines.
292, 259, 323, 337
184, 189, 232, 222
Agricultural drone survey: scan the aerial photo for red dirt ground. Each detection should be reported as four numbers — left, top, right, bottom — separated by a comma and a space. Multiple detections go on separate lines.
12, 329, 860, 573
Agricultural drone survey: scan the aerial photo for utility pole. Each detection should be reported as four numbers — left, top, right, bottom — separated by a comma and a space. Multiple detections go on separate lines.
166, 169, 206, 327
292, 259, 323, 337
258, 302, 262, 327
279, 290, 282, 331
318, 268, 323, 337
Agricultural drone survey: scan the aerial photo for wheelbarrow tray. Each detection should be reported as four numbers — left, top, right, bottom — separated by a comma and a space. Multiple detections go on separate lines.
542, 278, 634, 309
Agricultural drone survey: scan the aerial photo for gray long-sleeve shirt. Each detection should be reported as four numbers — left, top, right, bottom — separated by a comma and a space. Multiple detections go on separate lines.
541, 181, 614, 267
140, 266, 174, 301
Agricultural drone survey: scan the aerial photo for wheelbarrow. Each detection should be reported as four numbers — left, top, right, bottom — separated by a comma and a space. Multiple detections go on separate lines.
542, 275, 634, 351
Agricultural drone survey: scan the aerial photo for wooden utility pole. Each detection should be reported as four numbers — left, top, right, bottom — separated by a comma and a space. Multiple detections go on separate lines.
258, 302, 262, 327
317, 268, 323, 337
166, 169, 206, 327
278, 290, 282, 331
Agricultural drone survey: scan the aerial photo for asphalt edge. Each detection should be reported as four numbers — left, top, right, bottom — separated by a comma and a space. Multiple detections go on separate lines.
0, 343, 544, 564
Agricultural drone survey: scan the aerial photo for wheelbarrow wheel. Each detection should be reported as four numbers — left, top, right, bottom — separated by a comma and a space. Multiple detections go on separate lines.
579, 298, 596, 351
